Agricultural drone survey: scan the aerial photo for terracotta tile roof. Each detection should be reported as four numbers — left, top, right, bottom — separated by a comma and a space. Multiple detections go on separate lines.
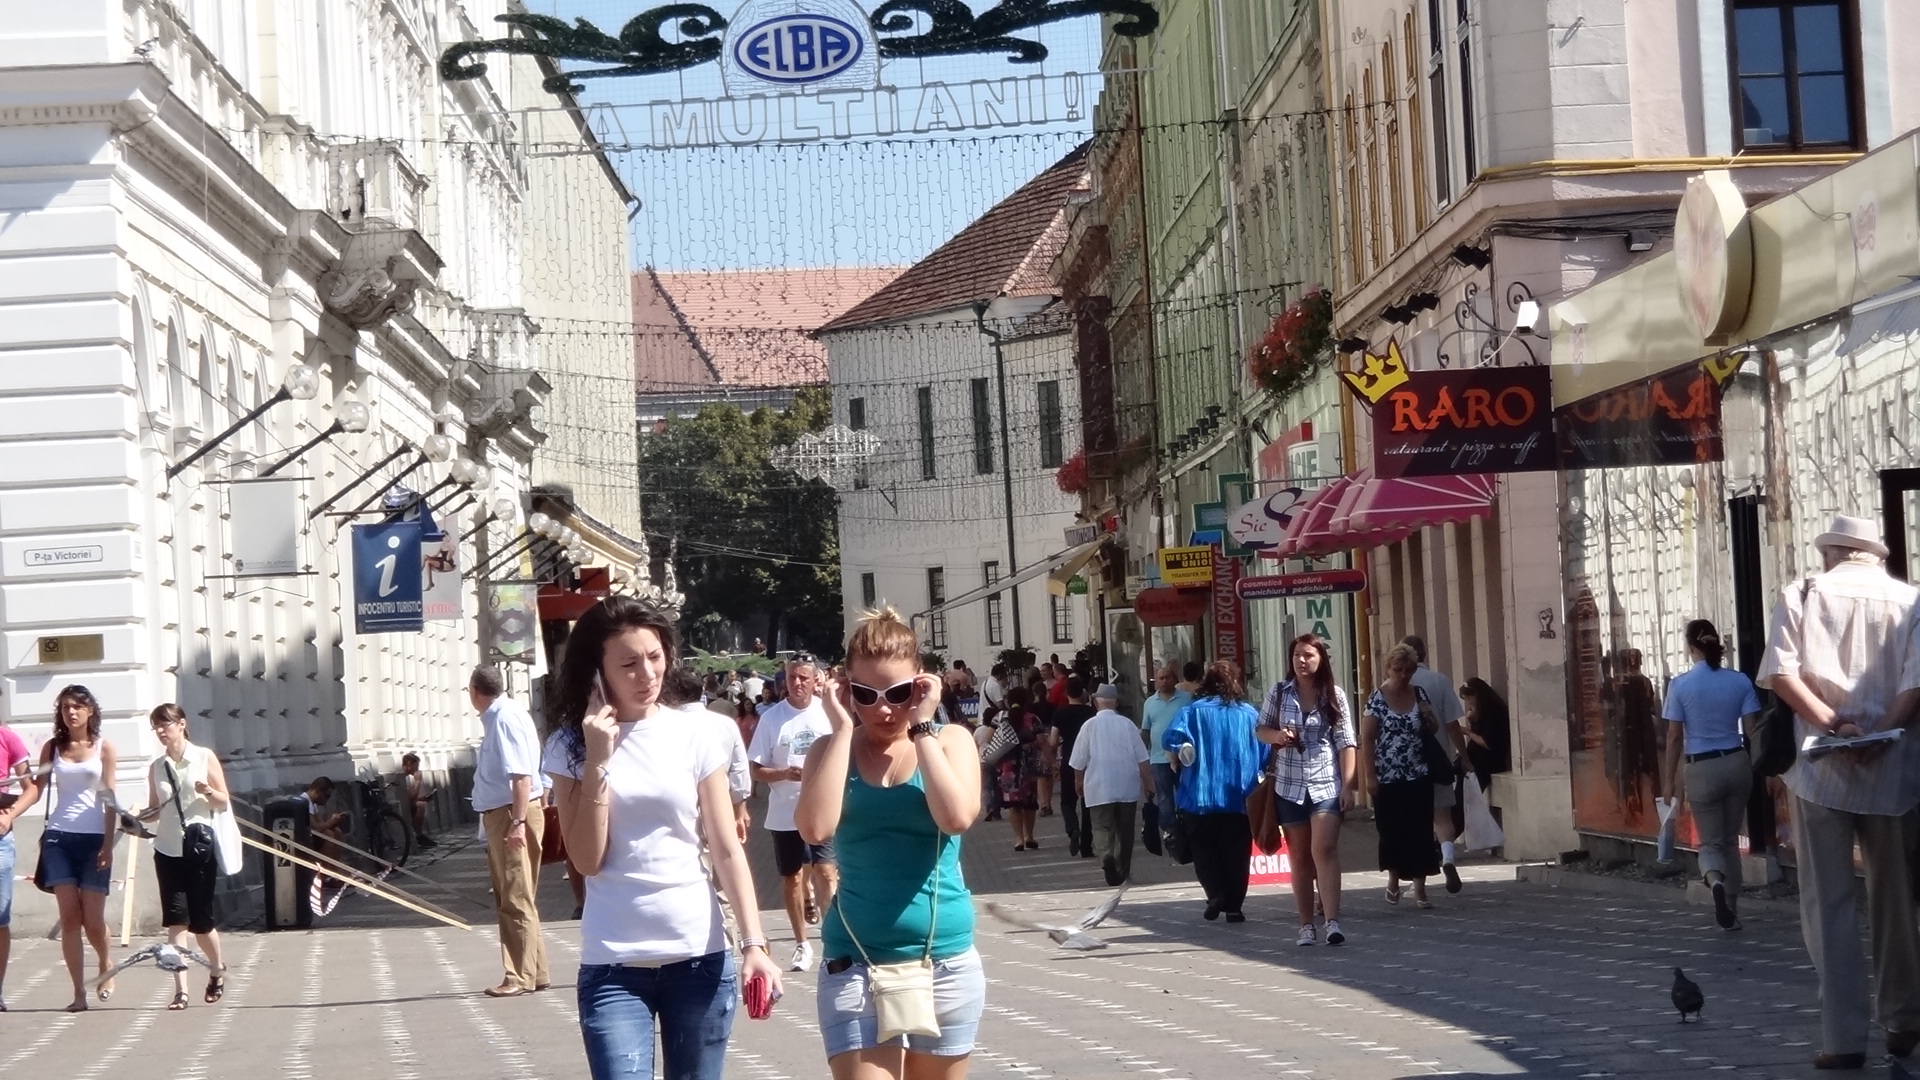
648, 267, 904, 388
817, 142, 1094, 334
633, 268, 720, 393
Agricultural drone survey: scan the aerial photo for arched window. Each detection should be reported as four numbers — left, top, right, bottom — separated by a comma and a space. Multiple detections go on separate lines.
1364, 67, 1383, 270
1343, 90, 1364, 286
1384, 41, 1404, 250
167, 323, 200, 445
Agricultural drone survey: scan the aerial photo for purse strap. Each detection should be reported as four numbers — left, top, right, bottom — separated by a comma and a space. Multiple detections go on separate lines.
164, 755, 191, 827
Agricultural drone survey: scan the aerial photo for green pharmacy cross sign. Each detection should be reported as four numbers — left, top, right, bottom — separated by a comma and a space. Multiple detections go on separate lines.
1192, 472, 1254, 559
440, 1, 1160, 97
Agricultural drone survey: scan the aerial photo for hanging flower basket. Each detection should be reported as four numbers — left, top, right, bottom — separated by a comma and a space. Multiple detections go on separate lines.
1055, 448, 1089, 495
1248, 287, 1334, 402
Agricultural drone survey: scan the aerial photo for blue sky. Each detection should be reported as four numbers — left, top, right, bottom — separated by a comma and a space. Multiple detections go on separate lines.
525, 1, 1102, 270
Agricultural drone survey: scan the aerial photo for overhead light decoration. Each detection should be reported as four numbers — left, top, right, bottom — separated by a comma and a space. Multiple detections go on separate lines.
169, 357, 322, 479
257, 390, 372, 478
774, 424, 881, 491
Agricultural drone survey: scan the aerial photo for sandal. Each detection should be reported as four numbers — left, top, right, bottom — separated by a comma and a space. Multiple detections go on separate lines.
803, 898, 819, 926
1385, 886, 1402, 905
168, 991, 189, 1011
205, 972, 226, 1004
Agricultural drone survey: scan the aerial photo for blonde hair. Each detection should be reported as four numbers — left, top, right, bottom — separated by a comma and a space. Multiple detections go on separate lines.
847, 606, 920, 664
1385, 643, 1420, 674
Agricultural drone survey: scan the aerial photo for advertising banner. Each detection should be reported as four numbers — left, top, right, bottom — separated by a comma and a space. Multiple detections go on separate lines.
1249, 837, 1292, 888
231, 478, 301, 577
489, 583, 539, 664
1158, 545, 1213, 587
1209, 545, 1243, 671
1237, 569, 1367, 600
350, 522, 424, 633
1342, 342, 1555, 478
1554, 356, 1736, 469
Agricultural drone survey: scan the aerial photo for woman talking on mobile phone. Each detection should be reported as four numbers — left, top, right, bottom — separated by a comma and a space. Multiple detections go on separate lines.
541, 596, 783, 1080
794, 607, 985, 1079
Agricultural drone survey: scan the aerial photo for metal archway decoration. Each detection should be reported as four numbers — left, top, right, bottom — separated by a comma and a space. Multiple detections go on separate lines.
440, 1, 1160, 95
772, 424, 880, 491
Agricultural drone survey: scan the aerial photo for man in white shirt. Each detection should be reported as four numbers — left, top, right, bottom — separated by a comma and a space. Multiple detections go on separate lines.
746, 656, 836, 971
468, 665, 548, 998
1403, 634, 1467, 895
1758, 515, 1920, 1069
1070, 684, 1153, 887
741, 669, 766, 702
982, 663, 1008, 711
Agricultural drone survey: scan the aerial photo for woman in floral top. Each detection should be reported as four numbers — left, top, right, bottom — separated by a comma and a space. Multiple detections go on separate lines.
996, 686, 1048, 851
1361, 643, 1443, 908
1257, 634, 1357, 946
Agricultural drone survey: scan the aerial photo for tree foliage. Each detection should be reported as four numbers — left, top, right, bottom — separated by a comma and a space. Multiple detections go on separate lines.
640, 387, 843, 654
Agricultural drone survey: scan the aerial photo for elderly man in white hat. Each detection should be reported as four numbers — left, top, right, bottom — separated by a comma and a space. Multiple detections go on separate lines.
1068, 684, 1153, 887
1757, 514, 1920, 1070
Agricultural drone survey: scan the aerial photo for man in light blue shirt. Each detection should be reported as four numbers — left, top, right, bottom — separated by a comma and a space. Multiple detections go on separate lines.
469, 665, 548, 997
1139, 663, 1191, 850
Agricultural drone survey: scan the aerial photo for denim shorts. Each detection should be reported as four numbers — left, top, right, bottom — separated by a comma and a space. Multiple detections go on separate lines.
39, 829, 111, 895
1277, 795, 1342, 826
577, 951, 735, 1080
0, 834, 14, 927
817, 948, 985, 1059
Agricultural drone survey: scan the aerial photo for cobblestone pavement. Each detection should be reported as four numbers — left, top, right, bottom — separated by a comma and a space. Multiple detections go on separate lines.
3, 804, 1911, 1079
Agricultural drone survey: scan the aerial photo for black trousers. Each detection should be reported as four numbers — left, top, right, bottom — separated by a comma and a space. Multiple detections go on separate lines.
1060, 784, 1090, 854
1186, 812, 1252, 914
1088, 802, 1138, 886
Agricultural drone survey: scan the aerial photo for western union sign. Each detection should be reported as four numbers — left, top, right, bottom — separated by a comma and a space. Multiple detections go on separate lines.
1158, 545, 1214, 587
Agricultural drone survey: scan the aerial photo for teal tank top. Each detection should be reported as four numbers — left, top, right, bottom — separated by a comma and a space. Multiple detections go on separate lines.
821, 762, 974, 964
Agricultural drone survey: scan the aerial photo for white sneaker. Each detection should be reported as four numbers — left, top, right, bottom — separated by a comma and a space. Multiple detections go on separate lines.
1297, 924, 1317, 946
790, 941, 814, 972
1324, 919, 1345, 946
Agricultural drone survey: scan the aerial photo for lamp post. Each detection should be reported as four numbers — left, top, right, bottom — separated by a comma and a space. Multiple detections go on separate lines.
257, 391, 371, 477
973, 300, 1024, 650
169, 358, 321, 479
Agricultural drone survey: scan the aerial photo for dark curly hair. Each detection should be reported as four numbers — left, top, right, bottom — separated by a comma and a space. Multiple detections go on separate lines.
53, 684, 102, 750
1200, 660, 1246, 703
547, 597, 680, 772
1285, 634, 1347, 732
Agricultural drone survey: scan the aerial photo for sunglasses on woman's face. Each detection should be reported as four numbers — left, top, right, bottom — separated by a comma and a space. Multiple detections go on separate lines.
848, 679, 916, 707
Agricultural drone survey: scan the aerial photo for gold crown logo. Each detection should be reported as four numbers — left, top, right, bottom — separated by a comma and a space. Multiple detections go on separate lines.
1699, 351, 1742, 388
1340, 340, 1412, 404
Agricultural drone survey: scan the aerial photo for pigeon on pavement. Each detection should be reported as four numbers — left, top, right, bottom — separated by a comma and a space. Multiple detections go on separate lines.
1671, 967, 1704, 1023
94, 943, 216, 988
985, 886, 1127, 950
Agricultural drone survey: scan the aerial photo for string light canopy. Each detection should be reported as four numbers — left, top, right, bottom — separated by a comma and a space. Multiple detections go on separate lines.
772, 424, 880, 491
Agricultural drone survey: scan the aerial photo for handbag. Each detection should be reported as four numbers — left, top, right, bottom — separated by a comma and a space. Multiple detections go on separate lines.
1415, 688, 1457, 786
833, 835, 945, 1042
1164, 811, 1195, 865
1753, 578, 1814, 778
539, 803, 567, 866
31, 754, 55, 893
212, 806, 244, 876
1246, 747, 1282, 856
979, 720, 1018, 767
165, 759, 217, 864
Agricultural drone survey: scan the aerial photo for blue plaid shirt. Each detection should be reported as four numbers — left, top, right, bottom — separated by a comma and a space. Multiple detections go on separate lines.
1258, 681, 1356, 805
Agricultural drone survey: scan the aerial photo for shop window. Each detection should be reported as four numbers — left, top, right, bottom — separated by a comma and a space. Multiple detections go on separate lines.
983, 561, 1004, 646
1730, 0, 1860, 152
1050, 593, 1073, 644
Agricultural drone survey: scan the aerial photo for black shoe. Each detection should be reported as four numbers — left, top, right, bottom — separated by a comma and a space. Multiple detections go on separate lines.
1080, 848, 1094, 859
1814, 1053, 1866, 1070
1443, 862, 1462, 894
1068, 844, 1080, 857
416, 835, 437, 849
1203, 904, 1220, 921
570, 906, 583, 920
1224, 911, 1246, 924
1710, 880, 1736, 929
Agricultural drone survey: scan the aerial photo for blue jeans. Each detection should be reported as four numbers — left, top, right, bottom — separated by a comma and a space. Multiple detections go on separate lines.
577, 951, 737, 1080
1152, 764, 1178, 835
0, 834, 14, 927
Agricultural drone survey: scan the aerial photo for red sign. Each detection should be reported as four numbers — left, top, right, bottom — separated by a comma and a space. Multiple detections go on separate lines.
1210, 544, 1244, 670
1249, 836, 1291, 887
1237, 569, 1367, 600
1133, 586, 1209, 628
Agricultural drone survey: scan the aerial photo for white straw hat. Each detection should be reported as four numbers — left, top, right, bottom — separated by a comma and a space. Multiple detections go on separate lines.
1812, 515, 1889, 559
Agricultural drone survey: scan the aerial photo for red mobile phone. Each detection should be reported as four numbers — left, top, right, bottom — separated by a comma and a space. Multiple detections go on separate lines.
745, 973, 773, 1019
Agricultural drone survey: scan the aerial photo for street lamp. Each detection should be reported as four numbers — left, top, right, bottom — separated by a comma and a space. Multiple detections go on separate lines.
169, 357, 322, 479
257, 391, 371, 477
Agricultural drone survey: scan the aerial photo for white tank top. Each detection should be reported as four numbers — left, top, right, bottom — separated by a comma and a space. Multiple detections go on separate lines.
48, 750, 105, 834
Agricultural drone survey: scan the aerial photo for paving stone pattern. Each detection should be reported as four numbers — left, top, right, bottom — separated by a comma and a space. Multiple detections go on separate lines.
2, 805, 1907, 1079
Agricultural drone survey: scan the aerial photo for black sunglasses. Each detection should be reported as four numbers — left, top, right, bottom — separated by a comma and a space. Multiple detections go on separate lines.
849, 679, 915, 707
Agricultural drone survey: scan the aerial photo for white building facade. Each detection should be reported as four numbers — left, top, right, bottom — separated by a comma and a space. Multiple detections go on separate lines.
0, 0, 637, 918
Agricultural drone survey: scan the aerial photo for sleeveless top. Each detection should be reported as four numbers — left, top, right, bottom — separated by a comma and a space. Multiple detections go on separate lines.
821, 753, 974, 965
150, 742, 216, 858
49, 748, 105, 834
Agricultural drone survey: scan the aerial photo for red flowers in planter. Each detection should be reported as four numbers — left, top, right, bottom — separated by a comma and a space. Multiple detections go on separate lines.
1248, 287, 1333, 400
1055, 448, 1088, 495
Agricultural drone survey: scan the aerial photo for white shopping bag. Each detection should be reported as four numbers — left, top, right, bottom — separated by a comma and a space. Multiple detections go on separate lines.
1460, 773, 1504, 852
1654, 797, 1679, 863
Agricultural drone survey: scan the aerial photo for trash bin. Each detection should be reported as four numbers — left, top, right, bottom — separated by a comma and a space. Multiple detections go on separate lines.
261, 796, 314, 930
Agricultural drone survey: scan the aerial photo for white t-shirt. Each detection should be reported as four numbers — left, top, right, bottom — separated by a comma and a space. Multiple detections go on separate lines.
742, 676, 766, 700
1068, 708, 1150, 807
746, 697, 832, 833
674, 702, 752, 803
541, 718, 729, 966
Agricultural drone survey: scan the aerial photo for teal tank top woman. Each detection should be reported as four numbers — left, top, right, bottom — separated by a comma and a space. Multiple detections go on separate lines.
822, 761, 974, 964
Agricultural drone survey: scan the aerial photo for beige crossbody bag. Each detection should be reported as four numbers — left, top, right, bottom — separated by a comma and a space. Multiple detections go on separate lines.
833, 834, 946, 1042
